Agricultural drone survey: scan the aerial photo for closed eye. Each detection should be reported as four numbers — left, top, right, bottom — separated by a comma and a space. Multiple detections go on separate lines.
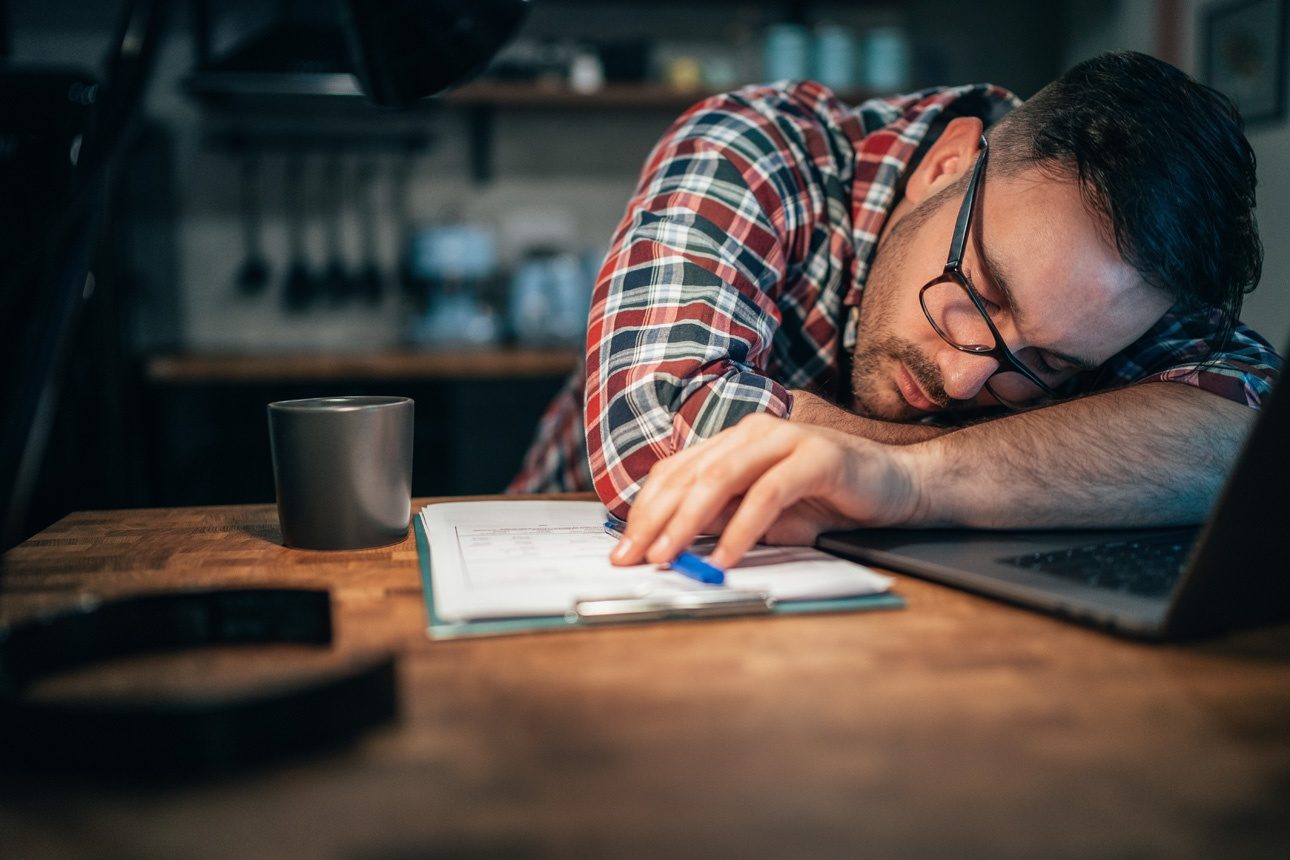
979, 296, 1004, 317
966, 273, 1085, 377
1036, 354, 1067, 375
964, 272, 1005, 318
1030, 350, 1086, 377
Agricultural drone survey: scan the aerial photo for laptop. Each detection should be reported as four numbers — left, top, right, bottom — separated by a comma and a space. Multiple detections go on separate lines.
817, 337, 1290, 640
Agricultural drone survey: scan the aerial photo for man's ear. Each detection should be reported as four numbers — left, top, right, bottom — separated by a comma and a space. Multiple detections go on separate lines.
902, 116, 985, 206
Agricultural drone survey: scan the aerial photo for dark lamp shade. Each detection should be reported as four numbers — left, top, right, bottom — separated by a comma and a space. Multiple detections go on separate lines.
339, 0, 531, 107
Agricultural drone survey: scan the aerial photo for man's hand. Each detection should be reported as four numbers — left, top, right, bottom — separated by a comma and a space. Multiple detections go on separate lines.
789, 389, 952, 444
608, 414, 920, 570
610, 382, 1254, 570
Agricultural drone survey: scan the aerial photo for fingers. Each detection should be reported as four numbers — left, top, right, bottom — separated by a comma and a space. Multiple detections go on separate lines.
611, 415, 790, 566
707, 440, 839, 568
641, 439, 798, 564
608, 411, 915, 571
608, 444, 703, 566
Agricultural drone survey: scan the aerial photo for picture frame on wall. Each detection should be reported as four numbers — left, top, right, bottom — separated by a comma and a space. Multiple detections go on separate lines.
1202, 0, 1288, 124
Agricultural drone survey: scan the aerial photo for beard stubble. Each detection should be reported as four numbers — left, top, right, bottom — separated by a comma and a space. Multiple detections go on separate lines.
849, 205, 953, 419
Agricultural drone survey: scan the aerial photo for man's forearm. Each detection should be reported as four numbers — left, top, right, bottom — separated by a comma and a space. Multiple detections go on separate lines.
611, 381, 1259, 570
789, 389, 952, 444
900, 383, 1255, 528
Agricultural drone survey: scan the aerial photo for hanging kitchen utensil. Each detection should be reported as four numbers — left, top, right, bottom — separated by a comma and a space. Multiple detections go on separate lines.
390, 145, 419, 305
321, 155, 351, 305
282, 152, 314, 313
355, 159, 384, 305
234, 153, 271, 296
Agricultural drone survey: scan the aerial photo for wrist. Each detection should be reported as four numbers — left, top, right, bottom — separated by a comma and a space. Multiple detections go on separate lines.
826, 431, 930, 528
877, 438, 939, 526
896, 429, 1005, 527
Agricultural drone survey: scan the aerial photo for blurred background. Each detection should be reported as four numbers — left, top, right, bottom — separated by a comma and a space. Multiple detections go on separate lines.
3, 0, 1288, 546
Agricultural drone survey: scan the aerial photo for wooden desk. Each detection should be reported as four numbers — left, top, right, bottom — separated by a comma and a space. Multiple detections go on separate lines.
3, 499, 1290, 858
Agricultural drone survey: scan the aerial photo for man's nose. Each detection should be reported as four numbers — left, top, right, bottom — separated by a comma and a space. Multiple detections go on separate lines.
938, 347, 999, 401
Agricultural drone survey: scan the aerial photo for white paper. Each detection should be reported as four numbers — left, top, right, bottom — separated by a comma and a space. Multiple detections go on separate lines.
420, 500, 891, 622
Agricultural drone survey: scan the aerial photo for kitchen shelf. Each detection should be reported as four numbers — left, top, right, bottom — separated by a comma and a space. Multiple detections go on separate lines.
189, 74, 873, 112
145, 348, 582, 384
445, 81, 725, 110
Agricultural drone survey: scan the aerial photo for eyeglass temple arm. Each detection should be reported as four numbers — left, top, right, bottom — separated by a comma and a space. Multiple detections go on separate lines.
945, 135, 990, 271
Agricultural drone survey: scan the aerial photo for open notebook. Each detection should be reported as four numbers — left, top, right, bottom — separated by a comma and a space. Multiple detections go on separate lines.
415, 500, 901, 638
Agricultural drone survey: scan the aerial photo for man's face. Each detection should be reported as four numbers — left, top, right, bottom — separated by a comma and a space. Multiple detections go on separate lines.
850, 164, 1173, 420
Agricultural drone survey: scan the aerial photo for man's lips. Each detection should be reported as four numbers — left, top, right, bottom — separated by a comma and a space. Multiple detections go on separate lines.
895, 363, 938, 411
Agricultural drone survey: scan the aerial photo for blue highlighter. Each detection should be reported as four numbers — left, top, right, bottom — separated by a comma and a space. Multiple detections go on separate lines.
603, 518, 726, 586
667, 550, 726, 585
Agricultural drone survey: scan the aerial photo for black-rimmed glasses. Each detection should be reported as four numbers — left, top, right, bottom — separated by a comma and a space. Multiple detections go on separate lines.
918, 136, 1058, 409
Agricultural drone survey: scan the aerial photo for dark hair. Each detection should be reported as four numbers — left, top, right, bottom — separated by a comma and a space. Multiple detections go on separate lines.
987, 50, 1262, 350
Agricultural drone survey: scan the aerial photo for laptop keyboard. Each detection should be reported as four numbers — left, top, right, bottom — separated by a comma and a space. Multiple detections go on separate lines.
999, 533, 1192, 598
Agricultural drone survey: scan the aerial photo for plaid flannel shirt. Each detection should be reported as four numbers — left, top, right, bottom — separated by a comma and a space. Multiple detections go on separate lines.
508, 81, 1283, 519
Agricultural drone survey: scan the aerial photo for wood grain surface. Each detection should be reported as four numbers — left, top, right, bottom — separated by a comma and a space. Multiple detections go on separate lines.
2, 496, 1289, 859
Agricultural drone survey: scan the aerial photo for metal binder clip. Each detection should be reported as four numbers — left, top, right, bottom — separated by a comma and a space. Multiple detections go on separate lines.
573, 591, 772, 625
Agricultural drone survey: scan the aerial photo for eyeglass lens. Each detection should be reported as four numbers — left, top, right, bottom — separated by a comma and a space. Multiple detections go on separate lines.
921, 278, 1051, 406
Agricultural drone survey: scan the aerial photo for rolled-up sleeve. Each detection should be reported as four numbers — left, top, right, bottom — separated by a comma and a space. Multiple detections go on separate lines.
584, 90, 827, 517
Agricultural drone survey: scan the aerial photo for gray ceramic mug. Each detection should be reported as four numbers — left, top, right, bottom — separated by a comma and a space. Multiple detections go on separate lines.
268, 396, 414, 550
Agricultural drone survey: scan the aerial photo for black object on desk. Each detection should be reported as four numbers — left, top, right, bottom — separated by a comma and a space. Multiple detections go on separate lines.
0, 589, 397, 778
